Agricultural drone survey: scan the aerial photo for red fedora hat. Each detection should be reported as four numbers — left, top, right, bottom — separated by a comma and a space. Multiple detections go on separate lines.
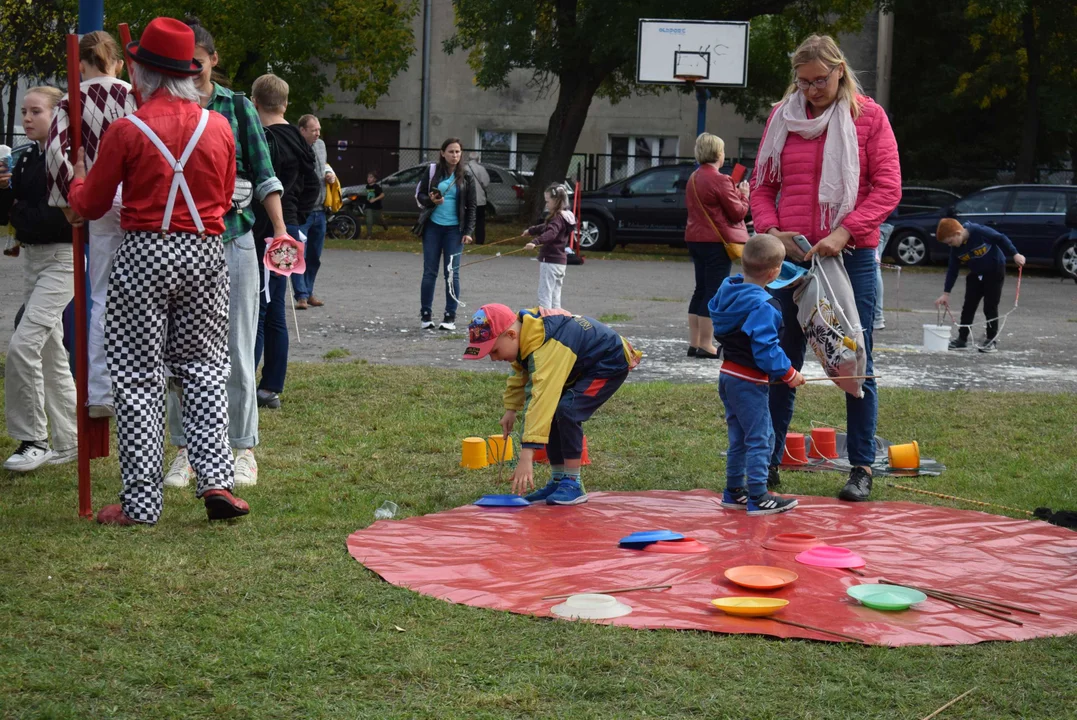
127, 17, 202, 77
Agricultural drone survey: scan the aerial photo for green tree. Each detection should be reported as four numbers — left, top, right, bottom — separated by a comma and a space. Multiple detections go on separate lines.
445, 0, 874, 215
0, 0, 77, 144
103, 0, 417, 120
953, 0, 1077, 181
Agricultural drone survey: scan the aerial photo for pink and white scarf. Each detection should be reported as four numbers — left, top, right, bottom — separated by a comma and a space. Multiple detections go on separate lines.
755, 92, 860, 231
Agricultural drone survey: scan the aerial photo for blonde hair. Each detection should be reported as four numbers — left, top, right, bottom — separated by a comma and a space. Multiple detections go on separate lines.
694, 133, 725, 164
80, 31, 122, 75
785, 34, 863, 118
544, 183, 570, 222
742, 233, 786, 278
25, 86, 64, 110
252, 74, 289, 114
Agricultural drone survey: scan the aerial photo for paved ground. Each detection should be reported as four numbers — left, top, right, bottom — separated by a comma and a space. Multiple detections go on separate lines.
1, 247, 1074, 392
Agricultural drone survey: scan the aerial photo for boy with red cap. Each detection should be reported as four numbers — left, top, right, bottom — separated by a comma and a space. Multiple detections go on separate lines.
464, 304, 641, 505
934, 217, 1025, 353
68, 17, 253, 525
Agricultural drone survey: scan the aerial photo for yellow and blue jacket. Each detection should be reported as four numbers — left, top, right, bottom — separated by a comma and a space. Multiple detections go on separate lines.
504, 308, 641, 446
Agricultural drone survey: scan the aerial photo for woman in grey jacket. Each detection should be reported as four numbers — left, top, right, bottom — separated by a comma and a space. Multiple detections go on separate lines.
416, 138, 477, 330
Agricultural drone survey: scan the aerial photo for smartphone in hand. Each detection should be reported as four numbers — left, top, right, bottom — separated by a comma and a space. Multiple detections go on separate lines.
793, 235, 813, 254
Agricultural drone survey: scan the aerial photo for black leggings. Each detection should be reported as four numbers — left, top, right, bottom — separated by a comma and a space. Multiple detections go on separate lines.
958, 266, 1005, 341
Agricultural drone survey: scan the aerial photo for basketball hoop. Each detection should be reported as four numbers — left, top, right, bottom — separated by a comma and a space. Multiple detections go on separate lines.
674, 73, 706, 87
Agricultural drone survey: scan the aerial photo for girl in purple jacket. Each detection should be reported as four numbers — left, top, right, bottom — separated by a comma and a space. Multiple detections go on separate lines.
522, 184, 575, 309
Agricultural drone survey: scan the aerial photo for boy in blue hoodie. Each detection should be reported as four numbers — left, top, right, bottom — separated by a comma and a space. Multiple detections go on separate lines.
708, 234, 804, 516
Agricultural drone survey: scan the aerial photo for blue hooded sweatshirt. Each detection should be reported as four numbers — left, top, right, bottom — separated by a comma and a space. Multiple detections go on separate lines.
708, 275, 795, 382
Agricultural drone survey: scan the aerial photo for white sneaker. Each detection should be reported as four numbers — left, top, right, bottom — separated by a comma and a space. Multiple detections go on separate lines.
439, 314, 457, 331
4, 441, 54, 472
3, 439, 54, 471
48, 446, 78, 465
164, 448, 195, 488
234, 448, 258, 487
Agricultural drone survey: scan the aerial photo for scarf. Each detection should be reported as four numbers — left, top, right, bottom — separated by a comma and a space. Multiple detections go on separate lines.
755, 92, 860, 231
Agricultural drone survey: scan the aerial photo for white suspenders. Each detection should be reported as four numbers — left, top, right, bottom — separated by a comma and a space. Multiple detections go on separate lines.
126, 109, 211, 234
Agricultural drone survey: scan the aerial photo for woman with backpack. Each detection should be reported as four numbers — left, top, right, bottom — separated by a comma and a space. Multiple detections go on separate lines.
416, 137, 477, 331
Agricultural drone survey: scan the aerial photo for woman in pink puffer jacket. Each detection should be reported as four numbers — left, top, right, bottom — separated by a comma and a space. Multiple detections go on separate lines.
750, 34, 901, 503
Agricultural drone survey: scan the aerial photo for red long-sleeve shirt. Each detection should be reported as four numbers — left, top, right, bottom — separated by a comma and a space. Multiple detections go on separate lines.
68, 93, 235, 236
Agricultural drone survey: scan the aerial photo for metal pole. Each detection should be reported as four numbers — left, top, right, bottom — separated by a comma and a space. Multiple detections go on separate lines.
419, 0, 432, 150
78, 0, 104, 33
875, 11, 894, 110
695, 86, 708, 138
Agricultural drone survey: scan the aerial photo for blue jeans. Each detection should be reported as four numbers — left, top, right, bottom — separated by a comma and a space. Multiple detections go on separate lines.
719, 375, 774, 497
769, 248, 878, 467
292, 210, 326, 300
421, 222, 463, 317
255, 223, 300, 394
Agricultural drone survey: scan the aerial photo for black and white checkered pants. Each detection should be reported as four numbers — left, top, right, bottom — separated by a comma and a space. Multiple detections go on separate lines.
106, 231, 234, 524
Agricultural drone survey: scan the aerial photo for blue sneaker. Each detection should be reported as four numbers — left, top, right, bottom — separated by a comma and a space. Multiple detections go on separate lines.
524, 479, 560, 504
721, 487, 749, 510
747, 493, 798, 517
546, 478, 589, 506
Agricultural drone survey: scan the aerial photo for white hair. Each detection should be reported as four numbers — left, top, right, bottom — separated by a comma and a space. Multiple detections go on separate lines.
132, 64, 202, 103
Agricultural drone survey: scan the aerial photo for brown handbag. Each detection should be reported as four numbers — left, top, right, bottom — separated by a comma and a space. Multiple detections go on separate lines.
689, 172, 744, 261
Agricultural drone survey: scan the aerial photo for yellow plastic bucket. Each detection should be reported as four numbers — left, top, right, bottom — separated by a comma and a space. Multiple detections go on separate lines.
460, 437, 488, 469
487, 435, 514, 464
888, 441, 920, 469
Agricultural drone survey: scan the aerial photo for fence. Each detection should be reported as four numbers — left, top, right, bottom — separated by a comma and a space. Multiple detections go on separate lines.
328, 143, 751, 192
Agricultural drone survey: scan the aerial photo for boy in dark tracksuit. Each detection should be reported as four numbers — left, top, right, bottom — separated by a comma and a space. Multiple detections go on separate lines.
709, 235, 804, 516
463, 303, 641, 505
934, 218, 1026, 353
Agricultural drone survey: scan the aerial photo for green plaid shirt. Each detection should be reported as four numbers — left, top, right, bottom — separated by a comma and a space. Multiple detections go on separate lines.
208, 83, 283, 242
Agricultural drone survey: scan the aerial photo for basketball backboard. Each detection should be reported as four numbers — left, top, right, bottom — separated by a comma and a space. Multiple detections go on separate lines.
637, 19, 749, 87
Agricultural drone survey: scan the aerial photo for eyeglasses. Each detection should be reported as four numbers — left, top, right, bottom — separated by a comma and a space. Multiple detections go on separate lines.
795, 66, 837, 91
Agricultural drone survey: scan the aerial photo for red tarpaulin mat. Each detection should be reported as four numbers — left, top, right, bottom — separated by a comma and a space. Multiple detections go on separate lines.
346, 490, 1077, 646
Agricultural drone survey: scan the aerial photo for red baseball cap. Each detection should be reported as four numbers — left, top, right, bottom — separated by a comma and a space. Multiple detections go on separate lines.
462, 304, 517, 360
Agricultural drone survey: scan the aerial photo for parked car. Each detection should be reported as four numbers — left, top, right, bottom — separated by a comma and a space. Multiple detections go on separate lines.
577, 163, 693, 250
883, 187, 962, 265
884, 184, 1077, 276
344, 163, 527, 220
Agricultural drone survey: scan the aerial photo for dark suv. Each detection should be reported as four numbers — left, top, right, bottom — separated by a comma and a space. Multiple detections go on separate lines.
577, 163, 698, 250
885, 184, 1077, 276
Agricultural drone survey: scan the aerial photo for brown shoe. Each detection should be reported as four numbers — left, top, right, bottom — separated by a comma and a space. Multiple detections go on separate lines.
294, 298, 309, 310
307, 296, 324, 307
203, 489, 250, 520
97, 504, 140, 526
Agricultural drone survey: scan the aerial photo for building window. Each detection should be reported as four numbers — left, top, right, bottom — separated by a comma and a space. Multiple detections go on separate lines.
477, 130, 547, 172
606, 135, 678, 182
738, 138, 760, 161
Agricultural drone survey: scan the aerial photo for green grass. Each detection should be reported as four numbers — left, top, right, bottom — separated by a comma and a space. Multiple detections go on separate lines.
1, 364, 1074, 719
598, 313, 633, 324
322, 348, 351, 361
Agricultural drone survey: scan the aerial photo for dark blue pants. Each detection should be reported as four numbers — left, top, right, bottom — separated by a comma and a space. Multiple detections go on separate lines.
719, 374, 773, 497
292, 210, 325, 300
254, 223, 300, 394
769, 248, 878, 467
686, 241, 732, 316
545, 371, 628, 464
421, 222, 463, 317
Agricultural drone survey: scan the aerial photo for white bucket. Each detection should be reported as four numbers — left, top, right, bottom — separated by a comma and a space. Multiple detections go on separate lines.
922, 324, 951, 352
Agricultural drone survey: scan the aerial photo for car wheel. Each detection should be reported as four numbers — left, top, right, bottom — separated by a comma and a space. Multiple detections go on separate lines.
578, 214, 610, 251
1057, 238, 1077, 279
887, 230, 929, 266
327, 214, 358, 240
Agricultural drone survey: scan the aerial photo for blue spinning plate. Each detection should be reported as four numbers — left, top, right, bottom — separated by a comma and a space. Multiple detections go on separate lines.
475, 494, 531, 507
